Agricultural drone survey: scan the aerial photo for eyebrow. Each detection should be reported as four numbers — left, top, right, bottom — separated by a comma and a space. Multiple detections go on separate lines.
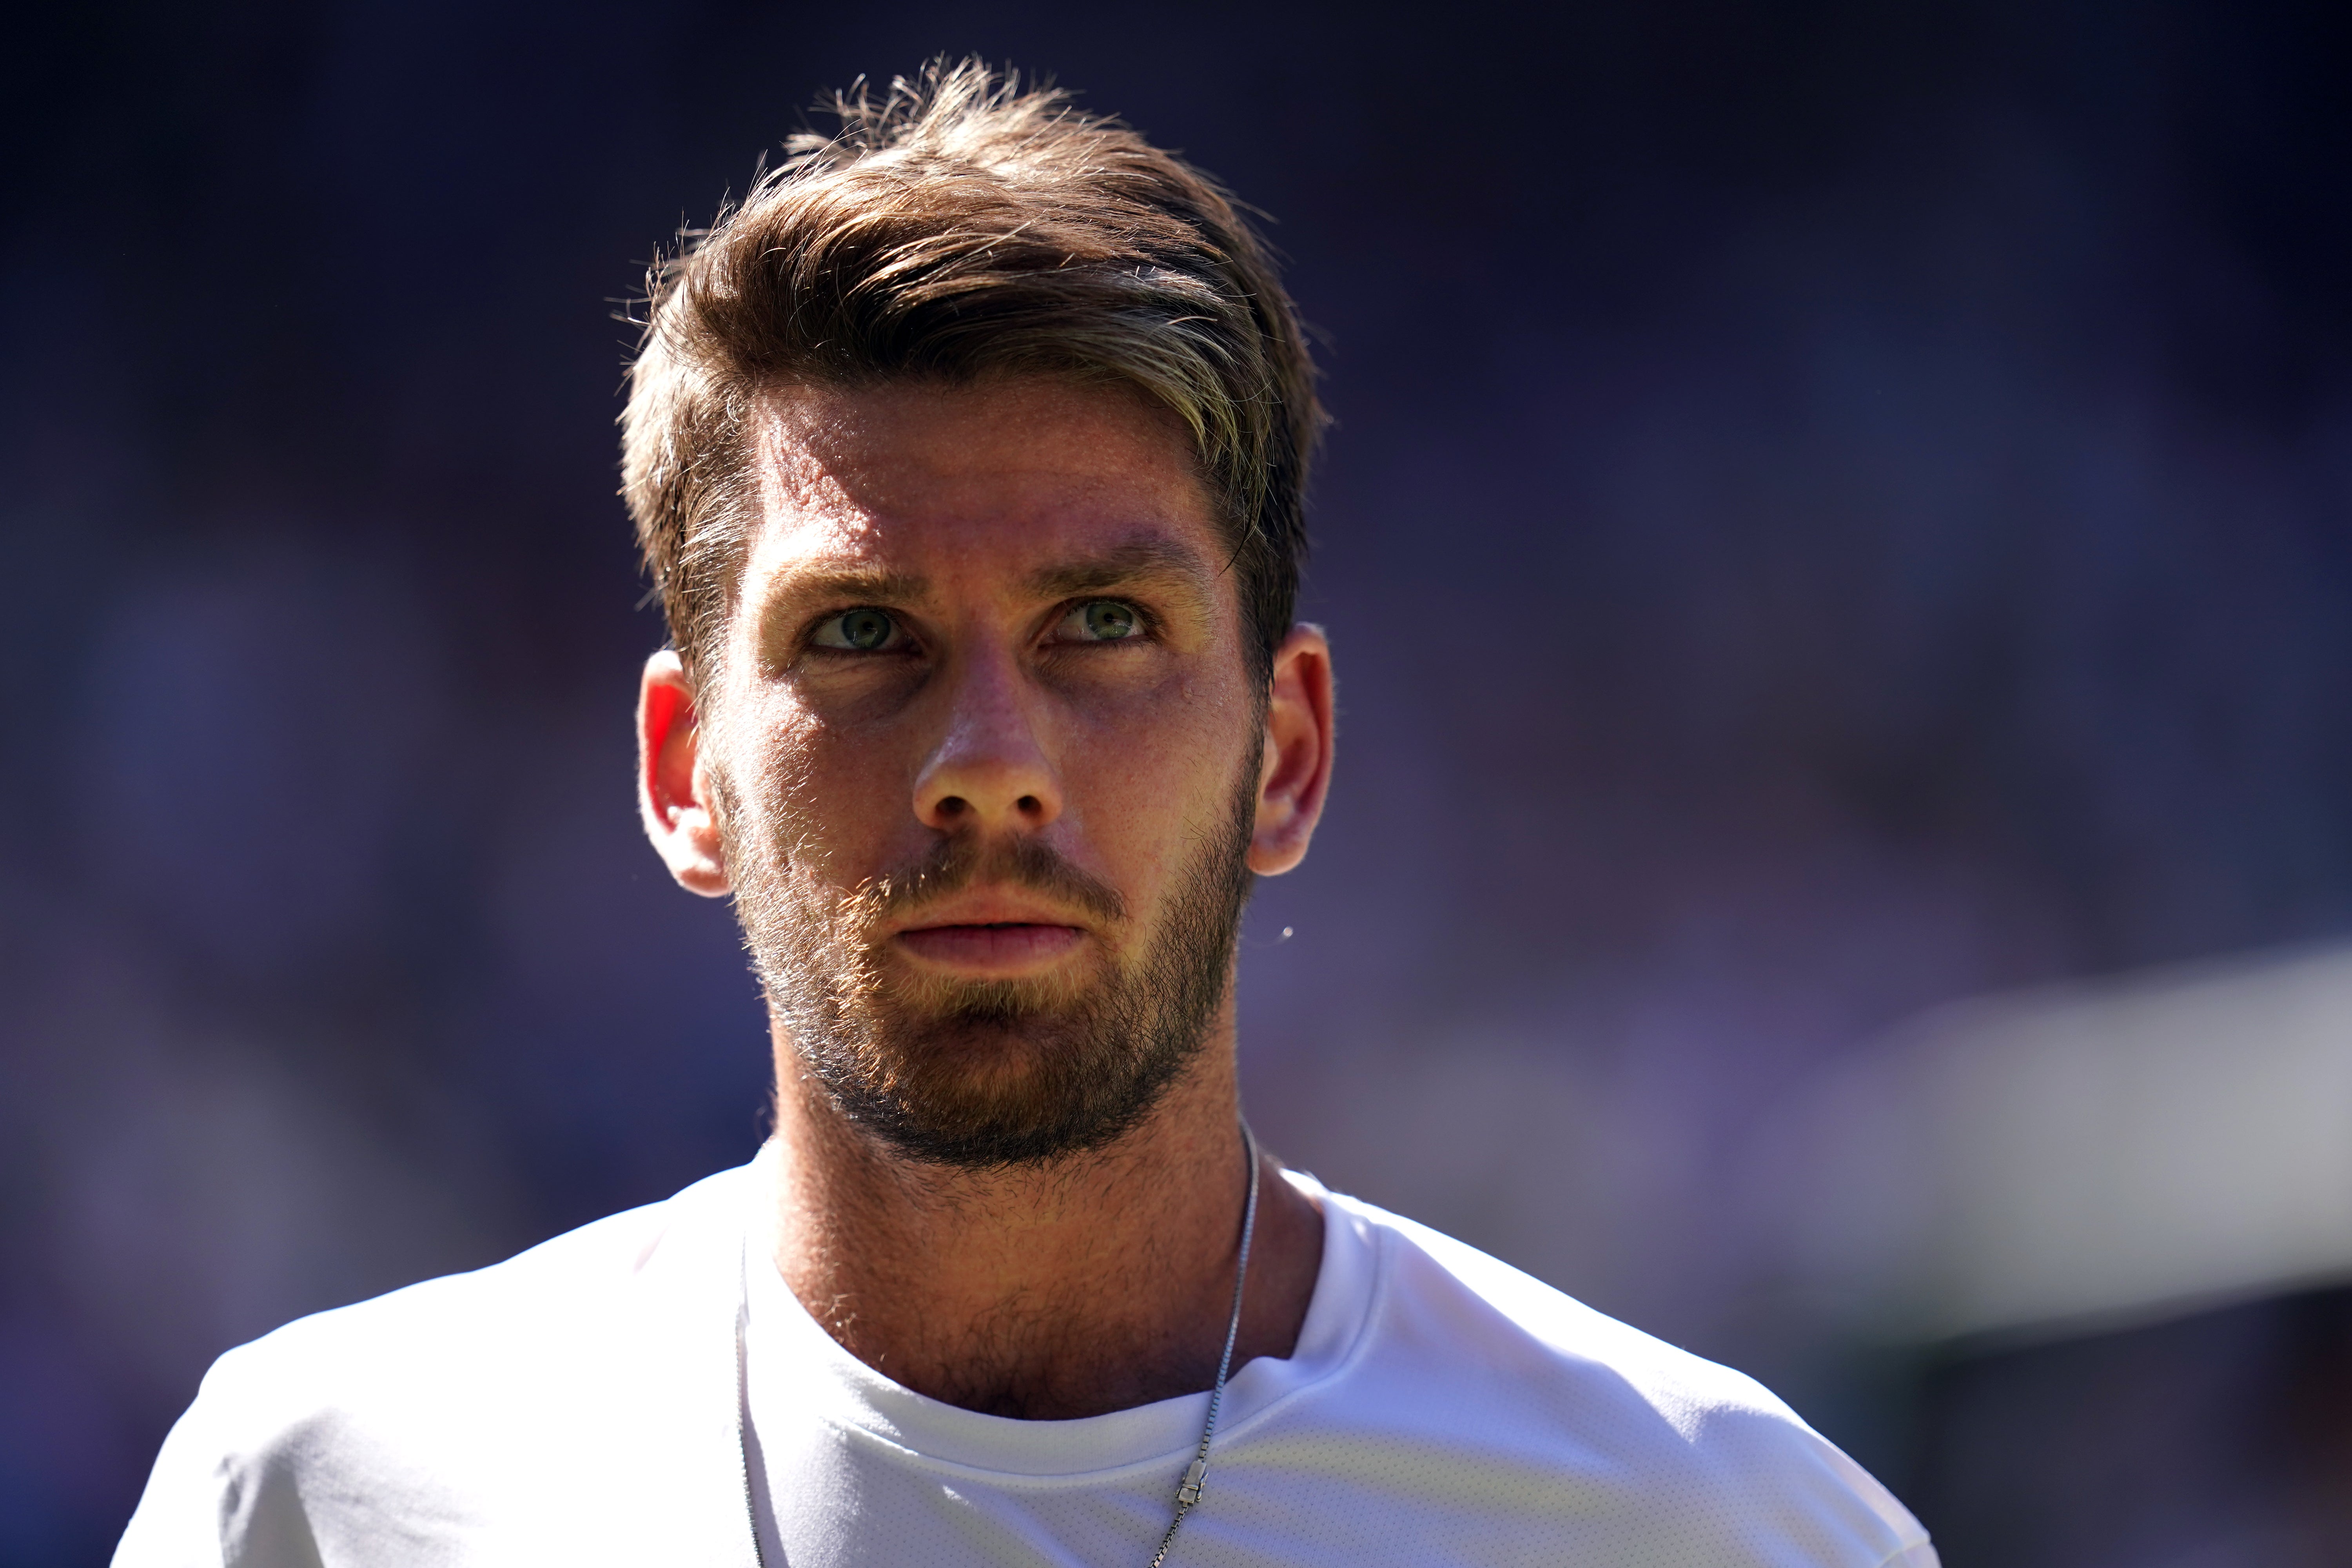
769, 566, 931, 608
761, 534, 1217, 619
1026, 536, 1219, 602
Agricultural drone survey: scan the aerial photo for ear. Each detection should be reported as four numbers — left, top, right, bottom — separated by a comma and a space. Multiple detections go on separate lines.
1248, 624, 1335, 876
638, 650, 732, 897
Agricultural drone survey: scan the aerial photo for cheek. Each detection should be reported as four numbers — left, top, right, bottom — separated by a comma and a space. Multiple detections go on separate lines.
750, 703, 924, 884
710, 691, 827, 842
1065, 674, 1256, 875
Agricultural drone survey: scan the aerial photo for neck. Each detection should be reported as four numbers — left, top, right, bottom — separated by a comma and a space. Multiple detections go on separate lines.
760, 1013, 1324, 1419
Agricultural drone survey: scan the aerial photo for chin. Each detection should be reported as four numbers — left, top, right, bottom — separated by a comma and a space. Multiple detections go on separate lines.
893, 1011, 1073, 1088
880, 966, 1098, 1028
811, 999, 1199, 1171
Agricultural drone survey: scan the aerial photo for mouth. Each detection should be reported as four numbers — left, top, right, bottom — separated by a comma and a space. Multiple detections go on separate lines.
894, 920, 1087, 973
887, 886, 1096, 976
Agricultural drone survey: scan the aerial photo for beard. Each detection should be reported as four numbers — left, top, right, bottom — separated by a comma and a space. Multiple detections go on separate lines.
721, 765, 1258, 1170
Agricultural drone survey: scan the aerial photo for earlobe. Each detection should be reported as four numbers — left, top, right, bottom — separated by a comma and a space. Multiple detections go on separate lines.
1248, 624, 1335, 876
637, 650, 733, 897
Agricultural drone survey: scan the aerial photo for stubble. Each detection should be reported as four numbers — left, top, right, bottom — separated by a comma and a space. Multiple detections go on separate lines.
722, 762, 1259, 1169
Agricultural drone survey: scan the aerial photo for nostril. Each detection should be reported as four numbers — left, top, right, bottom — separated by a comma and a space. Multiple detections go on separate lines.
936, 795, 969, 819
1016, 794, 1042, 815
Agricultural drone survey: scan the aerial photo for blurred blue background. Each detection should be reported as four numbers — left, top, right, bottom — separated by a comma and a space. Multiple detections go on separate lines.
10, 1, 2352, 1561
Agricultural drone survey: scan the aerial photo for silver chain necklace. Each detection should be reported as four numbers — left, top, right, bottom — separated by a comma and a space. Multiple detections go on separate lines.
736, 1122, 1264, 1568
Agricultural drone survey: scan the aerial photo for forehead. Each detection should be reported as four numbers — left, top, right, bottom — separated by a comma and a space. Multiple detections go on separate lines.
744, 377, 1224, 586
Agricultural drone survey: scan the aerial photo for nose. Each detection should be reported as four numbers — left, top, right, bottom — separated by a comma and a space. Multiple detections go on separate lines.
912, 648, 1063, 834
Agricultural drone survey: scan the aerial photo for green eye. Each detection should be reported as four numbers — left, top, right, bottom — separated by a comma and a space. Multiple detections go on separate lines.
815, 608, 897, 650
1077, 600, 1138, 640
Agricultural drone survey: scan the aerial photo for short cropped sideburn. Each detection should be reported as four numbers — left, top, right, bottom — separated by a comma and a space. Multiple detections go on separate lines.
619, 60, 1324, 683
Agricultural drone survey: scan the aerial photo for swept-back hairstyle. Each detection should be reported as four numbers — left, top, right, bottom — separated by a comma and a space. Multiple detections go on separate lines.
620, 59, 1324, 684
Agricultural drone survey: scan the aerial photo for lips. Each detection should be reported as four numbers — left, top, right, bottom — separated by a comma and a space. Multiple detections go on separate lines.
895, 921, 1085, 971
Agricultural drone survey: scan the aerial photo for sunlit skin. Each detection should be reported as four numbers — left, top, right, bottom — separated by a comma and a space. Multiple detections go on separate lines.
635, 376, 1335, 1418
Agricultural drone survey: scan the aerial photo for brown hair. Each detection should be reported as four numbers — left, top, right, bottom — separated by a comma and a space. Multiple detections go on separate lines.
619, 60, 1324, 685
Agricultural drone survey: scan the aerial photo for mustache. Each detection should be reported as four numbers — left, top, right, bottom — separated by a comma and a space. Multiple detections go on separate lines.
849, 833, 1128, 929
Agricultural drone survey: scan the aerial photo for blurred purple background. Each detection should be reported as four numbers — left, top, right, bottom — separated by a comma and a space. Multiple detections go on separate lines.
11, 2, 2352, 1561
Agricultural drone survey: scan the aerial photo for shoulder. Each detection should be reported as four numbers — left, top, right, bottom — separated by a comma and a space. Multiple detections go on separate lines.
1339, 1189, 1793, 1432
198, 1169, 708, 1422
1310, 1186, 1936, 1567
252, 1170, 699, 1349
114, 1162, 753, 1567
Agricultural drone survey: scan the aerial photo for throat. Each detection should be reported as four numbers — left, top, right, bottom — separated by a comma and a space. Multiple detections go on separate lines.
857, 1308, 1236, 1421
760, 1068, 1325, 1421
786, 1197, 1255, 1419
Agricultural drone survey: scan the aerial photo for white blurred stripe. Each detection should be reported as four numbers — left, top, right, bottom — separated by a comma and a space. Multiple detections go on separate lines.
1763, 941, 2352, 1339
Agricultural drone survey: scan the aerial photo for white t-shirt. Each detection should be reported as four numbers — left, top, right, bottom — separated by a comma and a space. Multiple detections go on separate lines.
744, 1167, 1935, 1568
116, 1153, 1935, 1567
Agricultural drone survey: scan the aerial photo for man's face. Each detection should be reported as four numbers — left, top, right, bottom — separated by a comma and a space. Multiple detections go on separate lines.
666, 376, 1288, 1167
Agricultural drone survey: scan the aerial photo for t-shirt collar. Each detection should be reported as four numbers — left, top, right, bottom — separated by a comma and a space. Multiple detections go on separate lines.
741, 1147, 1377, 1479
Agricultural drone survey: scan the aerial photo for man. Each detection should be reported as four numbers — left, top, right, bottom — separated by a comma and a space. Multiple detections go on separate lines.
117, 62, 1937, 1567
